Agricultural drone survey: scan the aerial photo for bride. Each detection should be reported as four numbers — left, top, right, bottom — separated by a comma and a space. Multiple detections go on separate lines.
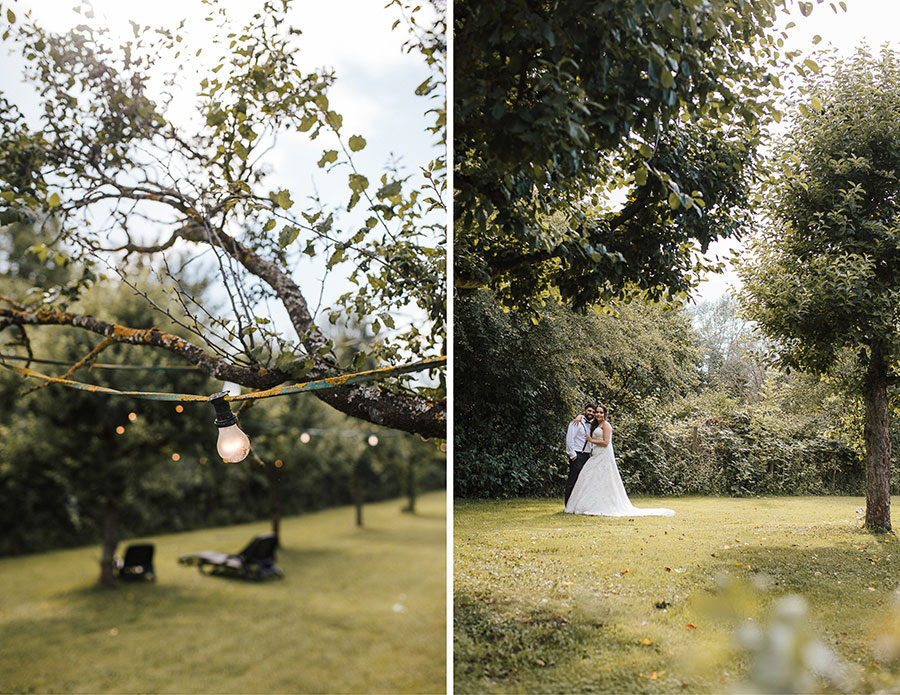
565, 405, 674, 517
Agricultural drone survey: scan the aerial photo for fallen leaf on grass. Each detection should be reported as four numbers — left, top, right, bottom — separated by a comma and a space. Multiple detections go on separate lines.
536, 659, 546, 667
641, 671, 665, 680
639, 638, 653, 645
519, 617, 532, 623
620, 569, 629, 575
685, 623, 697, 629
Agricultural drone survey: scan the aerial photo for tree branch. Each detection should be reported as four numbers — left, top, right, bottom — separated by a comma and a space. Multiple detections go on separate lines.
0, 306, 446, 438
0, 306, 291, 388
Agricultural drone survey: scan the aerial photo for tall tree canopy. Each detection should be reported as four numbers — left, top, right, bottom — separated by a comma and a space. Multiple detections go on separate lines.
738, 46, 900, 531
454, 0, 840, 310
0, 0, 446, 438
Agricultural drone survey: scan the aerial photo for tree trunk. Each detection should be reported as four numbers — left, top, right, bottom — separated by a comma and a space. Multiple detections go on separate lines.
864, 341, 892, 532
402, 458, 416, 513
353, 455, 365, 527
99, 502, 119, 587
269, 464, 282, 544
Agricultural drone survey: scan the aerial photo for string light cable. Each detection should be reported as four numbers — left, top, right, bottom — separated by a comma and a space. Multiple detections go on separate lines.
0, 355, 445, 402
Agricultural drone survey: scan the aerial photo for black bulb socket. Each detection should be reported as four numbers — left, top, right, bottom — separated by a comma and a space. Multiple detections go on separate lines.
209, 392, 238, 427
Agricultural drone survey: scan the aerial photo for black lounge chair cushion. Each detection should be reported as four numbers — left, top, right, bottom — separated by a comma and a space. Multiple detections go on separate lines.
178, 533, 283, 580
115, 543, 156, 581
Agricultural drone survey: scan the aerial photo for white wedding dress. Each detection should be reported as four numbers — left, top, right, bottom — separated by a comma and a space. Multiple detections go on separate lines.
565, 426, 674, 517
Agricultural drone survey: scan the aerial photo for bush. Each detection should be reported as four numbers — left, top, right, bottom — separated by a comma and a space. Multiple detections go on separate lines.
612, 403, 863, 497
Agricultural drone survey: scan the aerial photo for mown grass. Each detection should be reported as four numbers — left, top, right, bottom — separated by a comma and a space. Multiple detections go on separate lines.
0, 491, 445, 694
454, 496, 900, 694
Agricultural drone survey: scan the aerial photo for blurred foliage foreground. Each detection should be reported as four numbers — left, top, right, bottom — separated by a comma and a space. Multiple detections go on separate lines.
0, 492, 446, 695
455, 497, 900, 694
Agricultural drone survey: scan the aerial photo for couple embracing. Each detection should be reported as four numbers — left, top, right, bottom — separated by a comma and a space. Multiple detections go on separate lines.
564, 403, 674, 517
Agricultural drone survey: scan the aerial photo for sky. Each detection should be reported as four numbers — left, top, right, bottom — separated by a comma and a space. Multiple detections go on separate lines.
693, 0, 900, 304
1, 0, 442, 341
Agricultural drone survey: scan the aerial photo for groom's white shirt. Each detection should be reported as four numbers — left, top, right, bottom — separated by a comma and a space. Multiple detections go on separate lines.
565, 418, 592, 459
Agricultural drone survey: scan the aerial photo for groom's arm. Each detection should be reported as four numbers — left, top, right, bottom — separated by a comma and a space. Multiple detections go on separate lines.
565, 422, 577, 459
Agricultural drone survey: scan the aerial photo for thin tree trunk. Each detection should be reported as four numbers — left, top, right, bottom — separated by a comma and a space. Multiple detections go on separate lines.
269, 464, 282, 544
864, 340, 892, 532
354, 455, 365, 527
99, 502, 119, 587
402, 458, 416, 513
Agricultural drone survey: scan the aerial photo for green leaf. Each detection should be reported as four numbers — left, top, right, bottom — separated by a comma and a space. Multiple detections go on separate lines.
634, 166, 648, 187
348, 135, 366, 152
317, 150, 338, 168
811, 96, 823, 112
376, 181, 402, 199
660, 68, 674, 89
278, 225, 299, 248
298, 114, 317, 132
667, 191, 681, 210
47, 193, 61, 208
326, 248, 345, 269
7, 8, 16, 23
348, 173, 369, 193
414, 77, 433, 96
638, 143, 654, 159
325, 111, 343, 131
206, 109, 227, 127
275, 189, 293, 210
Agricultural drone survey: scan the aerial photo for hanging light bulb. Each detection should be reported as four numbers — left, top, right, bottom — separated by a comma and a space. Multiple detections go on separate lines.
208, 392, 251, 463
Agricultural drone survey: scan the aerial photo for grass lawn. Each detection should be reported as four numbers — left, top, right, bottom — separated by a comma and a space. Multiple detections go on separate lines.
454, 496, 900, 694
0, 491, 446, 694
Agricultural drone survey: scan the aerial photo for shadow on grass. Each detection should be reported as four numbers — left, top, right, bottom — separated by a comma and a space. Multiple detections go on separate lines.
454, 588, 604, 679
405, 510, 446, 520
62, 581, 197, 601
454, 588, 658, 694
712, 538, 900, 598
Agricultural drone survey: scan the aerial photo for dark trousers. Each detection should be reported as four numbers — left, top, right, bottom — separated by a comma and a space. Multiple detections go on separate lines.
565, 451, 591, 504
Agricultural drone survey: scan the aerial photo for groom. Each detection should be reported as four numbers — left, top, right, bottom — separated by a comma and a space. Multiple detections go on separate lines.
564, 402, 595, 505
